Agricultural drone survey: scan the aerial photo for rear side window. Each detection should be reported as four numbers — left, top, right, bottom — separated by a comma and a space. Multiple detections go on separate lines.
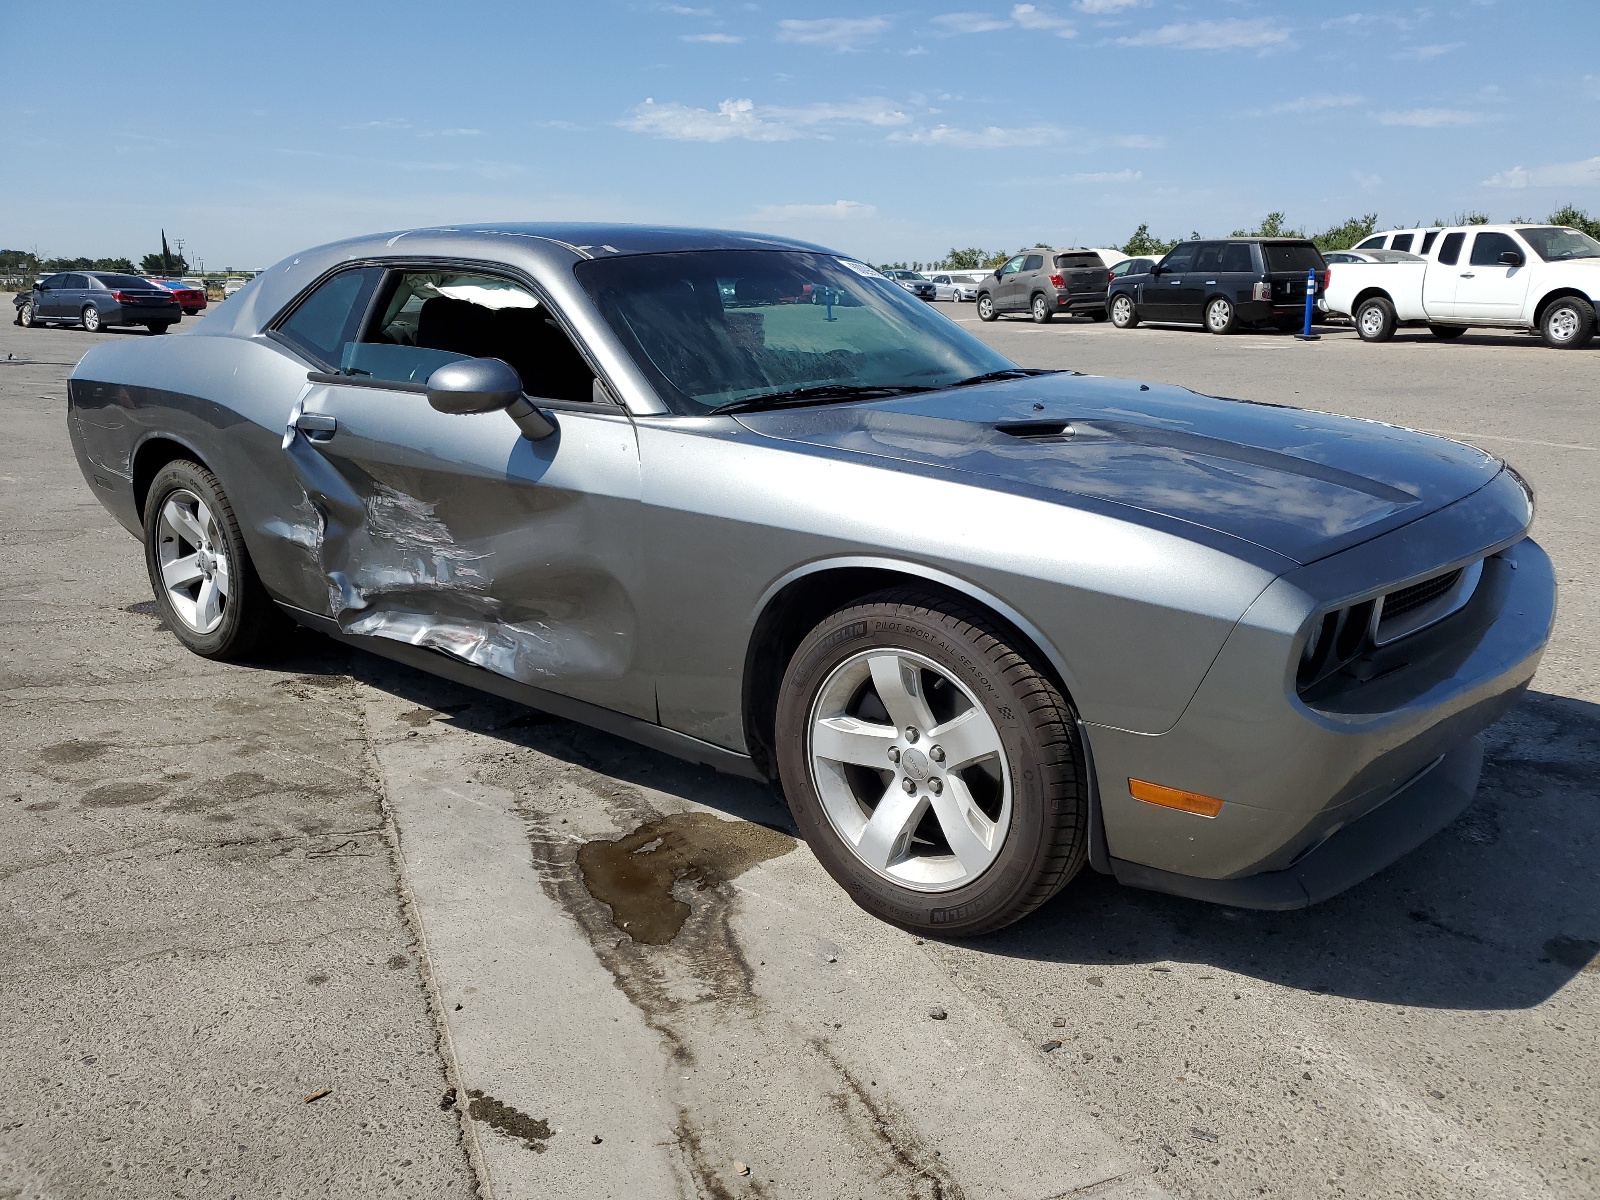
1220, 244, 1253, 272
1356, 236, 1386, 250
65, 274, 89, 289
1262, 242, 1324, 273
1022, 254, 1044, 271
275, 267, 384, 368
1469, 231, 1521, 266
1390, 234, 1414, 253
1193, 244, 1223, 272
1436, 232, 1466, 265
1419, 231, 1439, 253
96, 274, 157, 289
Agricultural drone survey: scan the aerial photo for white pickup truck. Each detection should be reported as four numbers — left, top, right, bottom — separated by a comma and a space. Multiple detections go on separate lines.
1322, 223, 1600, 349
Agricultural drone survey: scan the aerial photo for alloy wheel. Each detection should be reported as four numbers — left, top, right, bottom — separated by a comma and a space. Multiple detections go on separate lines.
156, 489, 231, 634
1207, 299, 1231, 332
82, 306, 101, 332
806, 648, 1011, 892
19, 301, 33, 327
1547, 305, 1579, 344
1111, 296, 1133, 326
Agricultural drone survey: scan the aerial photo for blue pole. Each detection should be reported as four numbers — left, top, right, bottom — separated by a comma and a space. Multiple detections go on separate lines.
1296, 266, 1321, 340
825, 286, 835, 321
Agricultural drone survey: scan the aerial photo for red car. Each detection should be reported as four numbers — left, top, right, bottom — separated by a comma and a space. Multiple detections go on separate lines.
149, 278, 207, 316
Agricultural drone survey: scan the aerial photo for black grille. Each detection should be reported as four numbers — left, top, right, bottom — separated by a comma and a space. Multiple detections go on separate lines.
1382, 569, 1462, 621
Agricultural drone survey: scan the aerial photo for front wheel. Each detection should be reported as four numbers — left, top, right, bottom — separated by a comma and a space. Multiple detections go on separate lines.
1540, 296, 1596, 349
1205, 296, 1237, 335
1428, 324, 1468, 340
976, 293, 997, 322
775, 589, 1088, 936
18, 300, 35, 328
1030, 293, 1054, 324
143, 460, 292, 660
1355, 296, 1397, 342
1109, 293, 1139, 328
81, 305, 102, 333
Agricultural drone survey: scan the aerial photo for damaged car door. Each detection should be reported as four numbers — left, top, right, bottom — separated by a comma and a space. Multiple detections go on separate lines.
274, 264, 652, 719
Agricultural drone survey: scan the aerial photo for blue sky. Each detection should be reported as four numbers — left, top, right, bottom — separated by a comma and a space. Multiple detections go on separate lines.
6, 1, 1597, 268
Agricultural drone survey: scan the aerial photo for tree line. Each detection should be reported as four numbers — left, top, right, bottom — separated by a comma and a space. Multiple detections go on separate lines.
1, 247, 190, 277
905, 203, 1600, 272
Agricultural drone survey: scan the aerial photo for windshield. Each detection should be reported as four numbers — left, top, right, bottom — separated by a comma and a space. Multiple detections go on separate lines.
1517, 227, 1600, 262
575, 250, 1014, 414
1262, 243, 1325, 273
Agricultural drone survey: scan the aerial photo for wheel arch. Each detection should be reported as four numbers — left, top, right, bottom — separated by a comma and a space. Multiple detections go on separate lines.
1532, 286, 1595, 326
740, 557, 1082, 781
1350, 287, 1394, 314
131, 434, 212, 523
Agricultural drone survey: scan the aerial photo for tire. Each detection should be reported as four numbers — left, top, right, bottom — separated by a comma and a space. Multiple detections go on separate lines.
1540, 296, 1596, 349
1428, 324, 1468, 340
81, 305, 102, 333
146, 322, 172, 334
1030, 293, 1054, 324
1088, 309, 1108, 322
774, 588, 1088, 936
1109, 293, 1139, 329
1204, 296, 1237, 335
18, 300, 35, 328
182, 307, 199, 316
1355, 296, 1397, 343
976, 293, 997, 322
143, 460, 293, 661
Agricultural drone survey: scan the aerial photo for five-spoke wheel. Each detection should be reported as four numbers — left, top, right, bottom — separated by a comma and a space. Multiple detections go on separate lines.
156, 489, 231, 635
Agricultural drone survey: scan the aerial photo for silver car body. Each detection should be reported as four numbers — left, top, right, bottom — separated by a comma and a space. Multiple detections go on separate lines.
65, 223, 1555, 909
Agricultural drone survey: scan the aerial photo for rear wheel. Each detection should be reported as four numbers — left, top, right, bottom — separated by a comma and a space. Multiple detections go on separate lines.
977, 293, 997, 322
146, 322, 172, 334
1031, 293, 1054, 324
182, 307, 199, 316
1088, 309, 1108, 322
143, 460, 292, 660
775, 589, 1088, 936
1540, 296, 1596, 349
1109, 293, 1139, 329
18, 300, 35, 328
1205, 296, 1237, 335
81, 305, 102, 333
1355, 296, 1397, 342
1428, 324, 1468, 340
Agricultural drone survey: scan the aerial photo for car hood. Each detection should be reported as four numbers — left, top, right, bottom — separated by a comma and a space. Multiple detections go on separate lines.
733, 374, 1504, 565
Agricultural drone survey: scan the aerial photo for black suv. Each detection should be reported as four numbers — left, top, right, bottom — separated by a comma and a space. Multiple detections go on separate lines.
1107, 238, 1327, 333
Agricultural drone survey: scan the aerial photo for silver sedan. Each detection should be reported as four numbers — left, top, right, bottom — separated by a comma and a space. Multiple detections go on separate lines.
67, 223, 1554, 934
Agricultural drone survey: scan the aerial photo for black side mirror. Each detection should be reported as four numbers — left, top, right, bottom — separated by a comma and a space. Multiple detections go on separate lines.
1498, 250, 1524, 267
426, 357, 554, 440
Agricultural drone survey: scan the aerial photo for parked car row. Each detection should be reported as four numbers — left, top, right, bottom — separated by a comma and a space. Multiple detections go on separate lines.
13, 272, 213, 333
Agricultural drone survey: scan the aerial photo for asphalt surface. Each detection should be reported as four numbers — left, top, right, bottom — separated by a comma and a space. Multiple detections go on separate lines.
0, 306, 1594, 1200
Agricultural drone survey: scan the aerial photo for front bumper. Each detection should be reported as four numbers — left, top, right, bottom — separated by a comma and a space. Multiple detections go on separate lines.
1086, 473, 1554, 904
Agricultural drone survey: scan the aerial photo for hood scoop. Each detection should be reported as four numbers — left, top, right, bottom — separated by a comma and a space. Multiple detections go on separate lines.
996, 420, 1073, 441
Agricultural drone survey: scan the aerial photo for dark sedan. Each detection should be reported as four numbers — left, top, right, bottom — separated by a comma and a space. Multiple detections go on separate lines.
17, 272, 181, 334
883, 269, 937, 301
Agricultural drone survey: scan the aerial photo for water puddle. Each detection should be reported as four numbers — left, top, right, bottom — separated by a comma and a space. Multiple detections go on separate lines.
577, 812, 793, 945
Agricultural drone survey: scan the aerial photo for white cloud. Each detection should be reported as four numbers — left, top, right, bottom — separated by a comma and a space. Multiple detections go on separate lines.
1353, 170, 1383, 190
889, 122, 1074, 148
1393, 42, 1462, 61
747, 200, 878, 221
682, 32, 744, 42
1109, 133, 1163, 149
1076, 0, 1144, 11
419, 128, 485, 138
1483, 156, 1600, 189
1116, 18, 1290, 51
1374, 107, 1485, 127
346, 118, 411, 131
933, 12, 1010, 34
1071, 169, 1142, 182
1258, 92, 1364, 115
777, 16, 891, 51
621, 96, 912, 142
1321, 11, 1414, 31
655, 3, 712, 13
1011, 4, 1076, 36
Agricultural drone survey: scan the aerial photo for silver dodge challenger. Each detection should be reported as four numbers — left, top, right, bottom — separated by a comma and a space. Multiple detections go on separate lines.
66, 223, 1555, 935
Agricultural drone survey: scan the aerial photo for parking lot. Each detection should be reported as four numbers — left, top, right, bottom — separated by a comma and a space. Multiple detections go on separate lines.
1, 311, 1595, 1199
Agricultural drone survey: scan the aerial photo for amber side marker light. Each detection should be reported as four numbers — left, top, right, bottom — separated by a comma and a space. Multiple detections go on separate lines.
1128, 779, 1224, 818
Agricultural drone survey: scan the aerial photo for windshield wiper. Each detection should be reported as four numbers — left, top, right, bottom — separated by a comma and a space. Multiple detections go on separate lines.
714, 383, 935, 415
945, 368, 1063, 389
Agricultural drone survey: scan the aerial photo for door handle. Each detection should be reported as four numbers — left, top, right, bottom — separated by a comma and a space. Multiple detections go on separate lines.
1460, 272, 1475, 278
295, 413, 337, 439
